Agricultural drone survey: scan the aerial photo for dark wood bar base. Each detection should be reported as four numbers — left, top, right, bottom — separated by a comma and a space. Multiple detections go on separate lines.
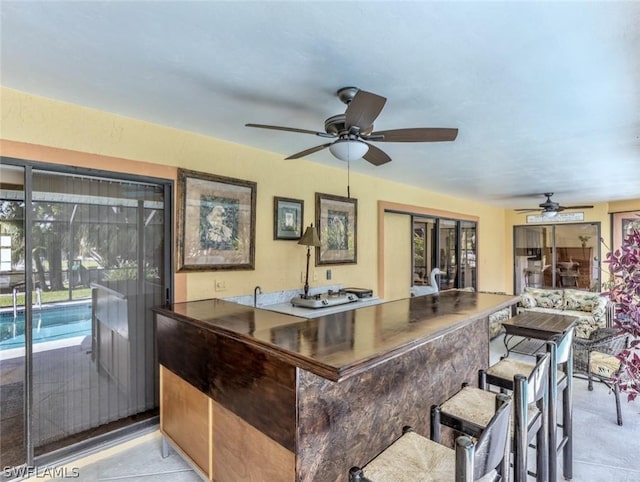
155, 291, 517, 481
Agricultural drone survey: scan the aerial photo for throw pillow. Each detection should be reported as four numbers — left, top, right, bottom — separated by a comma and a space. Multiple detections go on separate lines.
564, 289, 601, 312
592, 295, 609, 320
525, 287, 563, 309
520, 292, 537, 308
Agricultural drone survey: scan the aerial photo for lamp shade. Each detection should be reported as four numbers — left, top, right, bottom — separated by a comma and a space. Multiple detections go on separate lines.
298, 224, 320, 247
542, 210, 559, 218
329, 139, 369, 162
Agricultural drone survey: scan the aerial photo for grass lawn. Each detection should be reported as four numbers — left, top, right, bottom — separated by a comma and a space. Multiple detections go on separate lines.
0, 288, 92, 308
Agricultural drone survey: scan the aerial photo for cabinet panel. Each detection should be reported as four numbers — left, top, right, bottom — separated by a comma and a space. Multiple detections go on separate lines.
160, 365, 210, 476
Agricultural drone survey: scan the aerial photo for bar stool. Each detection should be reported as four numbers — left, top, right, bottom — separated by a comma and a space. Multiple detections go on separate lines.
349, 394, 512, 482
484, 327, 575, 481
431, 352, 551, 482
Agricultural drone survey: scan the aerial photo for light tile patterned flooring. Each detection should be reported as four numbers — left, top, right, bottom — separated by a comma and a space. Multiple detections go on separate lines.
28, 334, 640, 481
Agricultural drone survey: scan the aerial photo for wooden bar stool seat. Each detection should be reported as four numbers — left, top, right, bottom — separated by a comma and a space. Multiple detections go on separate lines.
349, 394, 512, 482
432, 353, 551, 482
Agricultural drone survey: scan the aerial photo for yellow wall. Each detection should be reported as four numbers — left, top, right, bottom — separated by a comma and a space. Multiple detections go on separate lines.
1, 87, 514, 300
503, 199, 640, 292
383, 212, 412, 301
609, 199, 640, 213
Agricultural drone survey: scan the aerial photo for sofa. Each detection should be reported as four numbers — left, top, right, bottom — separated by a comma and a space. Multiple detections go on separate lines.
457, 287, 512, 339
518, 287, 614, 339
488, 306, 512, 339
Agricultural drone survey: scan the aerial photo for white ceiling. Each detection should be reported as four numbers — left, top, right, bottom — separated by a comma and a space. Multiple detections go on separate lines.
1, 1, 639, 210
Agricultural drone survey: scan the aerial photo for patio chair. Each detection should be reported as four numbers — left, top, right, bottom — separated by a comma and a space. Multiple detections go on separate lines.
573, 327, 629, 426
349, 394, 512, 481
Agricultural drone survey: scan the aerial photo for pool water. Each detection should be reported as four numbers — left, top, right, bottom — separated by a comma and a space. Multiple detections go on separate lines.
0, 303, 92, 350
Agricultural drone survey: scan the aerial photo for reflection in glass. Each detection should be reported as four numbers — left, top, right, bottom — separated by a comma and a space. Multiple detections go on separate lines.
439, 219, 458, 290
0, 164, 26, 468
514, 223, 600, 293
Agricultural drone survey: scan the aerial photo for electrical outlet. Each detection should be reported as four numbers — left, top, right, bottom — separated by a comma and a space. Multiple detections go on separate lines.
215, 279, 227, 291
326, 269, 332, 280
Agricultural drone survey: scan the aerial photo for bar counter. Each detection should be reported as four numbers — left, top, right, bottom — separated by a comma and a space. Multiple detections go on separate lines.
154, 290, 517, 482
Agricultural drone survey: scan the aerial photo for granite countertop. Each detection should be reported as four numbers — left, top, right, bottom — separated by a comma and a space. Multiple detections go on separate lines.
154, 291, 519, 381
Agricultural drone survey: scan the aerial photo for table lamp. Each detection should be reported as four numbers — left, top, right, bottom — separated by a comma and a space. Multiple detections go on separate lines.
298, 223, 320, 298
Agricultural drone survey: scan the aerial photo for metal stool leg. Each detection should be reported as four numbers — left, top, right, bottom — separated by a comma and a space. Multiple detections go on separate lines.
430, 405, 442, 443
161, 435, 170, 458
535, 380, 549, 482
548, 342, 558, 482
563, 355, 574, 479
613, 382, 623, 426
513, 375, 528, 482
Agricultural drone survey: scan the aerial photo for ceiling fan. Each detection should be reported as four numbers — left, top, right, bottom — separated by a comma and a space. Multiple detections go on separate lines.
514, 193, 594, 218
245, 86, 458, 166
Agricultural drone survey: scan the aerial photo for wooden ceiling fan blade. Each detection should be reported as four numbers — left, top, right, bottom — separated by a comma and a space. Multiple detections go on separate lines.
285, 143, 333, 160
363, 143, 392, 166
345, 90, 386, 132
514, 208, 540, 213
368, 128, 459, 142
564, 205, 594, 209
245, 123, 333, 138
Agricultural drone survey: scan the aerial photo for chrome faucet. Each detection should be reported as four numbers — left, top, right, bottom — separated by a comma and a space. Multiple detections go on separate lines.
254, 286, 262, 307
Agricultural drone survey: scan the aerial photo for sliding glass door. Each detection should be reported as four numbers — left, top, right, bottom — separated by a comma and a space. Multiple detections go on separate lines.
0, 164, 27, 470
412, 216, 477, 292
514, 223, 600, 294
0, 160, 171, 470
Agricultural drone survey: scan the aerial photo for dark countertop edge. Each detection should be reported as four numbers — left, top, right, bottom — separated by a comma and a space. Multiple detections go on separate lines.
333, 296, 518, 381
153, 304, 340, 379
153, 294, 519, 383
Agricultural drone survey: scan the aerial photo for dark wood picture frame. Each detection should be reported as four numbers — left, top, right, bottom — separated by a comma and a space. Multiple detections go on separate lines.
315, 192, 357, 265
273, 196, 304, 240
177, 168, 256, 271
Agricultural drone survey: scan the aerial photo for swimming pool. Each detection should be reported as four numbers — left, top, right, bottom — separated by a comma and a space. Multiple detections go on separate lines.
0, 303, 92, 350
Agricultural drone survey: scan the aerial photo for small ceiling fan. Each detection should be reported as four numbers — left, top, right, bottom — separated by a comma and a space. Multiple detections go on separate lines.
246, 86, 458, 166
514, 193, 594, 217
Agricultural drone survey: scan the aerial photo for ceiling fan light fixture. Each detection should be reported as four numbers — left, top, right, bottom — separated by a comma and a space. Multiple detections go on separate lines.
329, 139, 369, 162
542, 210, 558, 218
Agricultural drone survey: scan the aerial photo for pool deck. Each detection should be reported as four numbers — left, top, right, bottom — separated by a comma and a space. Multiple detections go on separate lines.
0, 335, 90, 361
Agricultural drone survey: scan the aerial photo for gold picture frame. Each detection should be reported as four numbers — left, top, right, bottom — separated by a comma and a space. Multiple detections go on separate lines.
315, 192, 357, 265
177, 168, 256, 271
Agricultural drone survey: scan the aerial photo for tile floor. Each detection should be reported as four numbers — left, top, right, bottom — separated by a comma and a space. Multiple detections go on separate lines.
24, 334, 640, 481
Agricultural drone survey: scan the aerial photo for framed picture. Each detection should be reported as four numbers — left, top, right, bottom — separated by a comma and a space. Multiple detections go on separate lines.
315, 192, 357, 265
273, 196, 304, 240
177, 168, 256, 271
622, 217, 640, 239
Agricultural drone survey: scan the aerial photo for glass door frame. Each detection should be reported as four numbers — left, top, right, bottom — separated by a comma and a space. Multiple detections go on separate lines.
411, 215, 477, 291
512, 221, 601, 294
0, 156, 174, 468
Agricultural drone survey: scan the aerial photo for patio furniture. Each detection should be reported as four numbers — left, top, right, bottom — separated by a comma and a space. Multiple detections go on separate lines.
517, 287, 614, 339
486, 327, 575, 481
502, 310, 576, 357
432, 353, 551, 482
573, 327, 629, 426
349, 394, 512, 482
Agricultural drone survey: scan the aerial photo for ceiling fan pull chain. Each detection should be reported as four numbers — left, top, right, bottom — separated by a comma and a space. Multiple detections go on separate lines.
347, 158, 351, 198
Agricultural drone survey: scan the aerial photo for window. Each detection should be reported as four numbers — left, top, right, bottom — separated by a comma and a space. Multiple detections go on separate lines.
513, 223, 600, 293
413, 216, 477, 291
